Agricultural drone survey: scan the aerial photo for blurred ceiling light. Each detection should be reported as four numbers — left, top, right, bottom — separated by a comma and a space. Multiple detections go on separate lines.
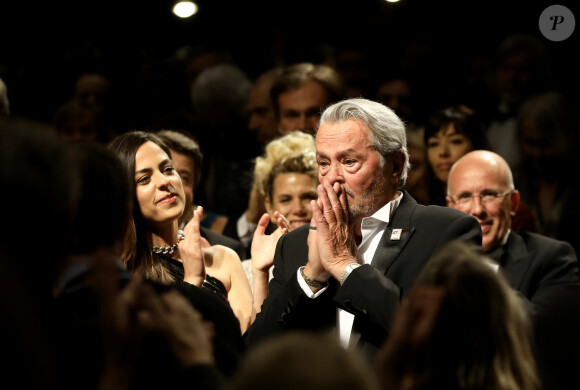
386, 0, 400, 2
173, 1, 198, 18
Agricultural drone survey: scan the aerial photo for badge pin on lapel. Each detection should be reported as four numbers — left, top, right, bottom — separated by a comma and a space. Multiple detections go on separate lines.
390, 228, 402, 240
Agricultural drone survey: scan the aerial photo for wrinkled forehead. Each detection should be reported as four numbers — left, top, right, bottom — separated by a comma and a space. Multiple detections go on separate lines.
316, 119, 370, 149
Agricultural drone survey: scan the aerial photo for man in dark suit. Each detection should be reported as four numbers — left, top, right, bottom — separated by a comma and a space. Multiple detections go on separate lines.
244, 98, 482, 358
446, 150, 579, 307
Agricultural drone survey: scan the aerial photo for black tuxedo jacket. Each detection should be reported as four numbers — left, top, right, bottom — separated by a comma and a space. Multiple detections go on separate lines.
243, 191, 482, 357
493, 231, 579, 309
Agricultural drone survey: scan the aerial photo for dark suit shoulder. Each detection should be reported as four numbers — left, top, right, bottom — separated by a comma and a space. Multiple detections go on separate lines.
517, 231, 577, 253
274, 224, 310, 269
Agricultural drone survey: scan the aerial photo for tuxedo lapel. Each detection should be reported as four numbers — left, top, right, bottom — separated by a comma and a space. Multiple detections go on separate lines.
498, 232, 533, 290
371, 191, 417, 274
372, 228, 414, 273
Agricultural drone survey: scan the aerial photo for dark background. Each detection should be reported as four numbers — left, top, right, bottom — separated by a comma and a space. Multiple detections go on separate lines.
0, 0, 577, 124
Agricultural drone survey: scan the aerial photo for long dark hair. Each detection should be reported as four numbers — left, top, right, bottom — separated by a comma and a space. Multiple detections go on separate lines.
108, 130, 176, 284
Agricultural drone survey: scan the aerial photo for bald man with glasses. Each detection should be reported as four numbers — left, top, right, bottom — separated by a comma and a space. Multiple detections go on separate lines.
447, 150, 579, 309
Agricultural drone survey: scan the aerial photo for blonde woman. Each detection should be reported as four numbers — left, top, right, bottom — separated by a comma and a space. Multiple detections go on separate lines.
242, 131, 318, 319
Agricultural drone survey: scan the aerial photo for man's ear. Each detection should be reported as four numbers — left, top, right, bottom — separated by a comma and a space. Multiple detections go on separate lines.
509, 190, 520, 217
446, 196, 453, 207
389, 151, 405, 185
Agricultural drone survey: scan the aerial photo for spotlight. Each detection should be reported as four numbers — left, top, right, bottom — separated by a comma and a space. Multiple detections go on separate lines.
173, 1, 198, 18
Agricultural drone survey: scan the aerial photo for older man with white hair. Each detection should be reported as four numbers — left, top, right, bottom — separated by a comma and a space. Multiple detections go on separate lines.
244, 98, 482, 358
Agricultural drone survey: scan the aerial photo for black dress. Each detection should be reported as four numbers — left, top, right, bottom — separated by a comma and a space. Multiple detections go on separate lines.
152, 253, 244, 376
156, 253, 229, 303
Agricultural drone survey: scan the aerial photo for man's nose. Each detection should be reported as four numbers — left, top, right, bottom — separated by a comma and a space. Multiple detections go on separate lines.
290, 199, 307, 215
324, 163, 345, 185
296, 115, 310, 132
469, 195, 485, 217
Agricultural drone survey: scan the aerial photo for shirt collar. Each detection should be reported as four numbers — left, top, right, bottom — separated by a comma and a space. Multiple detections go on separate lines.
501, 229, 511, 246
361, 191, 403, 226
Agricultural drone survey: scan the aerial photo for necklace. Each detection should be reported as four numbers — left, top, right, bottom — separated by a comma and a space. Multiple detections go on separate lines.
152, 230, 185, 255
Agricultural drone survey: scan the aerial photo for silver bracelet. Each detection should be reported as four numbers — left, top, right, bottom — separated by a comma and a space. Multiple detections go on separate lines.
340, 263, 362, 285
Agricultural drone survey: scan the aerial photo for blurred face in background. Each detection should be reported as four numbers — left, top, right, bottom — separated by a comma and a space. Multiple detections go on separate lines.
376, 78, 413, 122
518, 116, 566, 178
170, 150, 196, 207
277, 80, 329, 135
247, 77, 280, 146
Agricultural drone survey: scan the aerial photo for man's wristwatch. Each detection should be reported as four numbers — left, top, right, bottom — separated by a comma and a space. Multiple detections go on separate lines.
340, 263, 362, 285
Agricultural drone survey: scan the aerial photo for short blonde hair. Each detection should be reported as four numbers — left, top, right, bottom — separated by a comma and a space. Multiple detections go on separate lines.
254, 131, 317, 201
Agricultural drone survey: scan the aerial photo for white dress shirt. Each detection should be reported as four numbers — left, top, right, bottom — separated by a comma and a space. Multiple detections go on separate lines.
236, 211, 257, 248
297, 192, 403, 348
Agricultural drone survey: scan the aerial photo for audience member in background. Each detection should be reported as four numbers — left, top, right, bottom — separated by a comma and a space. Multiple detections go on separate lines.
376, 240, 539, 390
228, 67, 285, 237
189, 63, 258, 234
181, 44, 233, 89
446, 150, 579, 310
241, 131, 318, 316
223, 62, 344, 244
73, 71, 112, 118
247, 66, 284, 147
514, 90, 580, 255
424, 104, 536, 232
375, 75, 418, 127
157, 129, 247, 260
333, 44, 374, 99
244, 98, 481, 361
234, 131, 317, 255
403, 124, 429, 205
73, 71, 121, 137
482, 33, 553, 170
53, 98, 115, 143
108, 131, 253, 336
271, 62, 345, 135
424, 104, 490, 206
425, 104, 539, 231
226, 331, 380, 390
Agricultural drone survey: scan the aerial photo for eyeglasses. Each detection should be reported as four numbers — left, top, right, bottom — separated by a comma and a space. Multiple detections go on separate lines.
448, 190, 512, 207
